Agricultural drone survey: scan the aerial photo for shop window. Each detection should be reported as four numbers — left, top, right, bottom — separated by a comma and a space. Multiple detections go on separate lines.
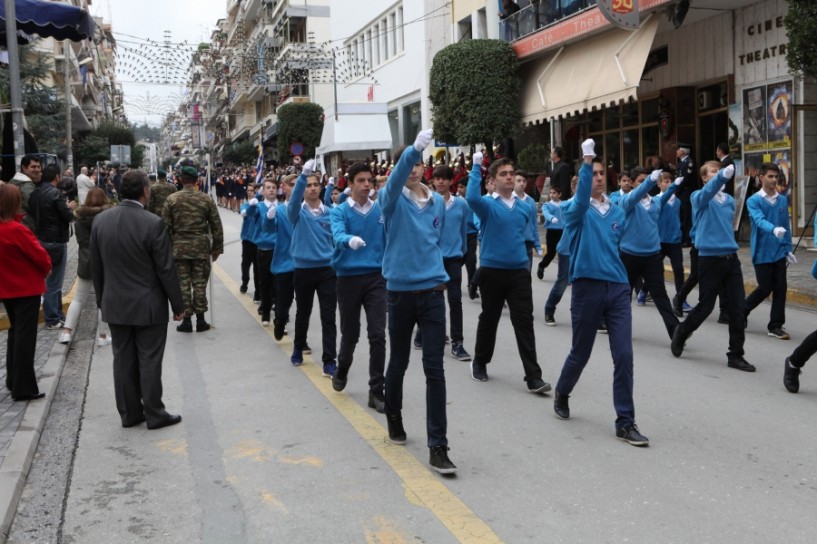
402, 101, 421, 145
642, 125, 659, 164
588, 112, 603, 133
641, 98, 660, 123
605, 132, 621, 172
622, 128, 640, 172
622, 101, 639, 127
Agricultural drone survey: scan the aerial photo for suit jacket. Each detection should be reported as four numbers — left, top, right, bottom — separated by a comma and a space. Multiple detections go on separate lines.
720, 155, 735, 195
90, 200, 184, 326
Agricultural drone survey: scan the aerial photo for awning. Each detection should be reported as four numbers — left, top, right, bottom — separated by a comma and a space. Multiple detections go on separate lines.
0, 0, 95, 46
521, 15, 659, 124
317, 103, 392, 156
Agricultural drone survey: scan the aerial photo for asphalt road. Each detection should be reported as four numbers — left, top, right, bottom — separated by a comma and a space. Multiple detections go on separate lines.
11, 207, 817, 543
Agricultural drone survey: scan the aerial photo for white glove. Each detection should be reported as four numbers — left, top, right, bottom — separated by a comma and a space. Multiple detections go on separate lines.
472, 152, 483, 167
328, 177, 335, 185
723, 164, 735, 179
786, 252, 797, 264
581, 139, 595, 158
343, 187, 351, 195
266, 205, 277, 220
249, 197, 258, 206
773, 226, 786, 238
649, 169, 662, 183
240, 209, 247, 217
536, 249, 544, 256
348, 236, 366, 250
302, 159, 316, 176
413, 128, 434, 152
550, 217, 559, 224
673, 176, 684, 186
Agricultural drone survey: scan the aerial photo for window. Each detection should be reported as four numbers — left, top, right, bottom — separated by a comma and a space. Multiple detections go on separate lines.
402, 101, 421, 145
345, 4, 405, 73
584, 96, 660, 175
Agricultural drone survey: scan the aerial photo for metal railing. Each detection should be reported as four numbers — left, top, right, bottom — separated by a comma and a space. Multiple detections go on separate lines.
499, 0, 597, 42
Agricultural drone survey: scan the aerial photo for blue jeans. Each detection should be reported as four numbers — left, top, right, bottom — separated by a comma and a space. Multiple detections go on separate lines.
384, 289, 448, 447
41, 241, 67, 325
544, 253, 570, 317
555, 279, 635, 430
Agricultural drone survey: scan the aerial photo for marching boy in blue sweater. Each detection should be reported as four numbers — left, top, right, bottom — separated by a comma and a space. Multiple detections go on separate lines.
656, 172, 687, 316
329, 162, 388, 413
744, 162, 794, 340
536, 185, 564, 280
244, 178, 278, 324
466, 153, 550, 395
285, 162, 337, 377
239, 183, 260, 301
379, 129, 456, 475
670, 161, 755, 372
266, 174, 296, 341
553, 139, 649, 447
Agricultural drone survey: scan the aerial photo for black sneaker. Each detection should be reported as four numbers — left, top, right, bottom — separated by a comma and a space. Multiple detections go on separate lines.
784, 357, 802, 393
616, 424, 649, 447
768, 327, 790, 340
413, 334, 422, 350
239, 284, 248, 294
429, 446, 457, 475
598, 324, 608, 334
553, 391, 570, 420
176, 318, 193, 333
468, 284, 479, 300
670, 325, 687, 358
451, 342, 471, 361
387, 414, 407, 445
368, 390, 385, 413
544, 314, 556, 326
470, 360, 488, 382
671, 295, 683, 318
273, 320, 286, 341
526, 377, 551, 394
727, 356, 756, 372
332, 365, 349, 392
303, 344, 312, 355
717, 312, 729, 324
253, 293, 261, 304
536, 261, 546, 280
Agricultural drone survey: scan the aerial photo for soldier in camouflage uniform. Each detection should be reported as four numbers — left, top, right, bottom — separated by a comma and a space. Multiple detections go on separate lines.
147, 169, 177, 217
162, 165, 224, 333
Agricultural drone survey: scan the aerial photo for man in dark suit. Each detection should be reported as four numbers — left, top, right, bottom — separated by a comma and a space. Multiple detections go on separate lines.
716, 142, 735, 195
549, 146, 572, 199
90, 169, 186, 430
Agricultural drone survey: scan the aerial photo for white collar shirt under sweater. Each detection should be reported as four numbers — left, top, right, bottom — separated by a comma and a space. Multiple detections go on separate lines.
491, 191, 519, 208
760, 187, 778, 206
302, 201, 326, 217
590, 195, 610, 214
402, 184, 432, 209
349, 198, 374, 214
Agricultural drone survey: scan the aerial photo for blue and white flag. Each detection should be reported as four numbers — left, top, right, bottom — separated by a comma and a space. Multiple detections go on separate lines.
255, 145, 264, 185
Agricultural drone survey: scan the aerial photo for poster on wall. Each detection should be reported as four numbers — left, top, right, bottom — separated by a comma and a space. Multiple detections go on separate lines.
772, 149, 792, 194
744, 152, 766, 174
767, 81, 793, 149
728, 103, 743, 174
743, 86, 768, 152
733, 176, 751, 232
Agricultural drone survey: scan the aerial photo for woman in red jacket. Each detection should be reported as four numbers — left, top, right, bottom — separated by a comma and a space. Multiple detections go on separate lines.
0, 184, 52, 401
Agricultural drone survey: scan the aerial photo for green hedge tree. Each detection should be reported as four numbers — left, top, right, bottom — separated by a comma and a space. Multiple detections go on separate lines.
223, 140, 258, 165
277, 102, 324, 160
429, 39, 521, 149
785, 0, 817, 79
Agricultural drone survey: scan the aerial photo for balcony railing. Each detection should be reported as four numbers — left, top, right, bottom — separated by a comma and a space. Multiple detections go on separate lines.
499, 0, 597, 42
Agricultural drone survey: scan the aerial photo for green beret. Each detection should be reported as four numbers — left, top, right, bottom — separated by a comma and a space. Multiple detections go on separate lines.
157, 169, 167, 177
181, 166, 198, 178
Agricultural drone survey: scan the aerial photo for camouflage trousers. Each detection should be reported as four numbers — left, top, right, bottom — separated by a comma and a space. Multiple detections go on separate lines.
176, 258, 211, 316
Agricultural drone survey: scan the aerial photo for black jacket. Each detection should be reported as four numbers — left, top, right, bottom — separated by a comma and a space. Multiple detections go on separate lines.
29, 182, 74, 243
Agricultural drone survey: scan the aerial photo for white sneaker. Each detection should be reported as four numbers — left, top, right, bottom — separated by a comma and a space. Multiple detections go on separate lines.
96, 336, 112, 347
261, 320, 270, 327
59, 332, 72, 344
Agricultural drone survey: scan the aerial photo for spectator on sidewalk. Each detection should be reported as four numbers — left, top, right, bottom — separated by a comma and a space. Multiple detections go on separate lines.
29, 165, 77, 329
9, 154, 42, 231
76, 166, 95, 205
0, 184, 52, 401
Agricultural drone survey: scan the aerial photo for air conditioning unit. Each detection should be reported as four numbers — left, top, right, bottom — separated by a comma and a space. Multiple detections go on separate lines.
697, 90, 712, 110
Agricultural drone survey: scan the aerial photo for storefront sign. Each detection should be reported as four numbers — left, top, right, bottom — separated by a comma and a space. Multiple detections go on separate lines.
736, 14, 787, 68
598, 0, 640, 30
512, 0, 673, 59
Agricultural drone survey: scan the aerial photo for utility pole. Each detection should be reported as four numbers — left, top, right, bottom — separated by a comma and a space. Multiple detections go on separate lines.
65, 41, 74, 171
4, 0, 26, 169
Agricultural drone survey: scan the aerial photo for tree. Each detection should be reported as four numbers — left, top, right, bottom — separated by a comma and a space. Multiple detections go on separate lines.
429, 39, 521, 148
516, 143, 549, 174
75, 121, 143, 168
223, 140, 257, 165
785, 0, 817, 79
75, 135, 110, 165
276, 102, 324, 160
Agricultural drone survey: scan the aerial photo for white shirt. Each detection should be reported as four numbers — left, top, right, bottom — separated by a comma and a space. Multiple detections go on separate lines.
402, 184, 432, 209
760, 187, 778, 206
492, 191, 519, 209
590, 195, 610, 214
713, 189, 727, 204
302, 201, 326, 217
639, 194, 653, 210
349, 198, 374, 214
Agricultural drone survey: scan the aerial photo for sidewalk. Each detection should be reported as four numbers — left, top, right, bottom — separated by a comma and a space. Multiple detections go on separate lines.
0, 241, 78, 542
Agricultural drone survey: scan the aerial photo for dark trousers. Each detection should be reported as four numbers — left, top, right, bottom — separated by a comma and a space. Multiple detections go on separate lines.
274, 271, 295, 328
680, 193, 693, 245
540, 229, 562, 269
676, 254, 745, 358
790, 330, 817, 367
677, 245, 727, 313
660, 242, 685, 294
240, 240, 259, 293
384, 289, 447, 447
555, 280, 635, 430
620, 251, 679, 339
473, 267, 542, 380
444, 257, 465, 343
745, 258, 787, 331
544, 254, 570, 317
109, 322, 171, 427
464, 233, 478, 288
337, 272, 386, 393
3, 296, 41, 398
257, 248, 276, 321
293, 266, 337, 363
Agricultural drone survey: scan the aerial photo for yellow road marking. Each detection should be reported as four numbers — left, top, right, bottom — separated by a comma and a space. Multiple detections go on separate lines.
212, 263, 503, 543
155, 438, 188, 456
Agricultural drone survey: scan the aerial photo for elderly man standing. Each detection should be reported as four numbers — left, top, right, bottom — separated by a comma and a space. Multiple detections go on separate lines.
76, 166, 95, 204
90, 170, 185, 429
162, 165, 223, 333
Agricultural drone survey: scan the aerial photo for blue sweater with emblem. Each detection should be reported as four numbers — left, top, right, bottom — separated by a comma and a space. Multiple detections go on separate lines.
439, 195, 469, 259
465, 163, 531, 270
691, 169, 739, 257
562, 162, 628, 284
747, 190, 792, 264
542, 200, 564, 231
617, 177, 660, 256
240, 201, 258, 241
287, 174, 334, 268
330, 199, 386, 276
657, 184, 682, 244
246, 200, 277, 250
269, 202, 295, 274
377, 146, 449, 291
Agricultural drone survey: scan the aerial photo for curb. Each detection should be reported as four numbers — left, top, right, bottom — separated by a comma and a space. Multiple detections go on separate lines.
0, 338, 69, 543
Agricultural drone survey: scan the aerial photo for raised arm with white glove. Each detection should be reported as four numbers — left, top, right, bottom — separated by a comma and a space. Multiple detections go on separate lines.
302, 159, 316, 176
472, 151, 483, 167
413, 128, 434, 152
649, 169, 663, 183
723, 164, 735, 179
581, 139, 595, 159
673, 176, 684, 186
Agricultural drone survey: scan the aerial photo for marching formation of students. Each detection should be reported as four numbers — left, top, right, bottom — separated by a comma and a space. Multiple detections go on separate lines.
234, 130, 807, 475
